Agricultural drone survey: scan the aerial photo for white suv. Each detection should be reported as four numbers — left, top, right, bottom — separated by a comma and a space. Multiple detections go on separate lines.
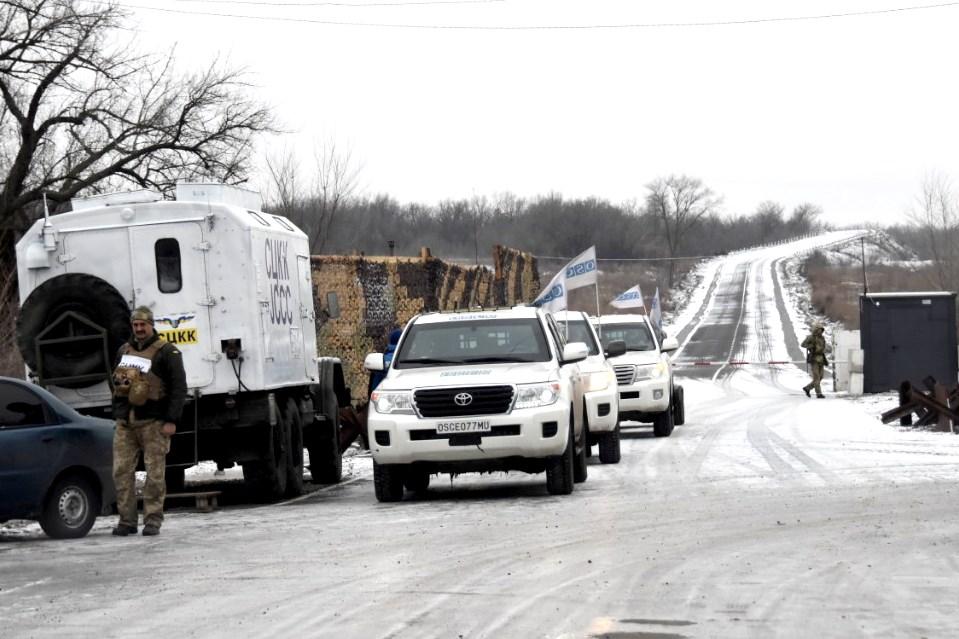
364, 307, 590, 501
593, 314, 685, 437
554, 311, 625, 463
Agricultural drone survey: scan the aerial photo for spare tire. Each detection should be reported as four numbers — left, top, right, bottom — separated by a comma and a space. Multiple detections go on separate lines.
17, 273, 131, 387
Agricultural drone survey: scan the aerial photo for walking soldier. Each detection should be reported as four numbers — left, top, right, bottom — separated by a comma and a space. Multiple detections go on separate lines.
801, 322, 831, 399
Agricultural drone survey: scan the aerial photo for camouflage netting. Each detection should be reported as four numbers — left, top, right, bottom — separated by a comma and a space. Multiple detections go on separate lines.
311, 245, 540, 404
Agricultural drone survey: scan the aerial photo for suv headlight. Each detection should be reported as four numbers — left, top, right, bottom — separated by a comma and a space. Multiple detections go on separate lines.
370, 390, 414, 414
635, 361, 667, 381
584, 371, 615, 392
513, 382, 561, 409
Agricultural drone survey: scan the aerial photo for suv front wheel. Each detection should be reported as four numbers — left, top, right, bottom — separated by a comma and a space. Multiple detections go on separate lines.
546, 418, 575, 495
373, 462, 405, 502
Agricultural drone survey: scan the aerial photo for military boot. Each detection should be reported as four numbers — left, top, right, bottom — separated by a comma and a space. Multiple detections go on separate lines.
112, 523, 137, 536
142, 523, 161, 536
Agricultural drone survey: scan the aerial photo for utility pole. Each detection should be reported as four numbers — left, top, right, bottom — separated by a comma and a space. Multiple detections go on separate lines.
861, 237, 869, 294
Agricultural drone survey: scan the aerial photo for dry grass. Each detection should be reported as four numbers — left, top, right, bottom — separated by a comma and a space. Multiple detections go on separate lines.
803, 253, 944, 330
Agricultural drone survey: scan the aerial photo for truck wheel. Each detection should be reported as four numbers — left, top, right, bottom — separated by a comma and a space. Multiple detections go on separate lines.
546, 417, 575, 495
308, 383, 342, 485
653, 405, 675, 438
598, 425, 622, 464
39, 475, 99, 539
165, 467, 185, 493
672, 385, 685, 426
403, 468, 430, 494
285, 398, 305, 497
373, 462, 404, 502
17, 273, 131, 387
243, 414, 290, 501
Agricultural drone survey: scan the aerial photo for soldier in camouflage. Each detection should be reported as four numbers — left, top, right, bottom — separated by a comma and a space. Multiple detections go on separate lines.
111, 306, 187, 537
801, 322, 831, 399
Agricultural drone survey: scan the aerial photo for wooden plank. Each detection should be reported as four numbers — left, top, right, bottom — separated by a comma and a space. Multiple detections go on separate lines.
881, 402, 920, 424
935, 384, 952, 432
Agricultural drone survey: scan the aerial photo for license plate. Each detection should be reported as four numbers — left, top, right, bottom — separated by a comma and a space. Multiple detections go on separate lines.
436, 420, 492, 434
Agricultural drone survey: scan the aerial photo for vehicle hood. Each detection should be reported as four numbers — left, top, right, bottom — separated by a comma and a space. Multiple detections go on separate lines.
607, 350, 662, 366
381, 362, 559, 389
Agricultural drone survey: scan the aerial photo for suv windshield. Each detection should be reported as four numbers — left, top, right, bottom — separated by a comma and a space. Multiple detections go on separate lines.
596, 322, 656, 351
557, 320, 599, 356
394, 318, 551, 368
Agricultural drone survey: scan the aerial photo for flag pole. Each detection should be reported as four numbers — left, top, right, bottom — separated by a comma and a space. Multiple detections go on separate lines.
594, 282, 602, 338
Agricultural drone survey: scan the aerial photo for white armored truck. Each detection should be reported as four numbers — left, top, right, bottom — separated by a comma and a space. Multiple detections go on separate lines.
15, 184, 348, 500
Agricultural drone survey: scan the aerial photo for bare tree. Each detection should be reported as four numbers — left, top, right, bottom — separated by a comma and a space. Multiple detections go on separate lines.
262, 147, 302, 221
645, 174, 722, 285
908, 172, 959, 290
754, 200, 785, 244
0, 0, 275, 230
787, 202, 822, 235
309, 139, 360, 254
0, 0, 274, 375
261, 140, 361, 254
468, 194, 492, 264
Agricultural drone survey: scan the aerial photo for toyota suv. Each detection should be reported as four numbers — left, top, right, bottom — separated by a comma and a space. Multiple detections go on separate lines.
364, 306, 590, 501
593, 314, 685, 437
554, 310, 625, 463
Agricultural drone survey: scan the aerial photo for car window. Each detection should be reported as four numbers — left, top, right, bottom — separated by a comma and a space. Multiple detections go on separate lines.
557, 319, 600, 356
0, 382, 53, 427
394, 318, 550, 368
596, 322, 657, 352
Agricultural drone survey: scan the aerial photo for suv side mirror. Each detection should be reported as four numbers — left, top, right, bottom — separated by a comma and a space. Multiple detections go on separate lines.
604, 339, 626, 358
661, 337, 679, 353
364, 352, 385, 371
561, 342, 589, 364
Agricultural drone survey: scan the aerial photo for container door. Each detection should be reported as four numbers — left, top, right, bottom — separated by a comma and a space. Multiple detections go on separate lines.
129, 223, 215, 388
296, 255, 317, 378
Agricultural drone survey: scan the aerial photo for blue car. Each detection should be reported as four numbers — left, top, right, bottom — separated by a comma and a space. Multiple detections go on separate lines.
0, 377, 116, 538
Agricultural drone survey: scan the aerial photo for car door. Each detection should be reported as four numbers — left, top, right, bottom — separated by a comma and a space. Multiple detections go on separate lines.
0, 381, 64, 518
546, 316, 584, 430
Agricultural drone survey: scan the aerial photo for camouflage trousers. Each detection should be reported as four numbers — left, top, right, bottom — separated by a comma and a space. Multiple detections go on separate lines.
113, 419, 171, 528
803, 363, 825, 396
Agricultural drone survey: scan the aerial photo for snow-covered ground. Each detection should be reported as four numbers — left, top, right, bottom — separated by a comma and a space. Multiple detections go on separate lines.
4, 230, 959, 638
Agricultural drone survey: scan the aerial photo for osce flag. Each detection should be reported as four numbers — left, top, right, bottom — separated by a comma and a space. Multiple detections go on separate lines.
610, 284, 646, 310
563, 246, 598, 291
649, 287, 663, 329
532, 269, 567, 312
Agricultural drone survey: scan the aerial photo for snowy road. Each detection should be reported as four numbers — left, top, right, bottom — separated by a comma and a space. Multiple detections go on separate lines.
5, 232, 959, 638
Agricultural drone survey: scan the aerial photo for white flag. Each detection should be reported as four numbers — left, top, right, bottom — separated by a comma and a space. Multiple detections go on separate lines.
532, 269, 567, 312
563, 246, 598, 291
649, 287, 663, 330
610, 284, 646, 310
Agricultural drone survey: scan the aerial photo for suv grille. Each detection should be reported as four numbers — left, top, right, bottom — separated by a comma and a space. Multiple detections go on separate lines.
614, 365, 635, 385
414, 385, 514, 418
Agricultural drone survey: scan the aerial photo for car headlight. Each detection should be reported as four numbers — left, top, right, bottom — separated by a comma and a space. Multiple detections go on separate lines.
584, 371, 613, 392
513, 382, 561, 409
635, 361, 667, 381
370, 390, 415, 414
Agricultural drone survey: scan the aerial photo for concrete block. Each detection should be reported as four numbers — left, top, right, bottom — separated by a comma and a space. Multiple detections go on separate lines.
849, 372, 864, 396
850, 349, 864, 373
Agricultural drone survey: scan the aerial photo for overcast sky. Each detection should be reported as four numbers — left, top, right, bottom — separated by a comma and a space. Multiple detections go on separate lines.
118, 0, 959, 227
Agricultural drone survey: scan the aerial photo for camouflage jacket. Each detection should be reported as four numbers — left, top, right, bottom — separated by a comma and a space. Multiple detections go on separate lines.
112, 334, 187, 424
801, 332, 830, 366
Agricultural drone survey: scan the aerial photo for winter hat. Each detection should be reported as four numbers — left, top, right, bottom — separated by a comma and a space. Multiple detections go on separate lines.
131, 306, 155, 325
